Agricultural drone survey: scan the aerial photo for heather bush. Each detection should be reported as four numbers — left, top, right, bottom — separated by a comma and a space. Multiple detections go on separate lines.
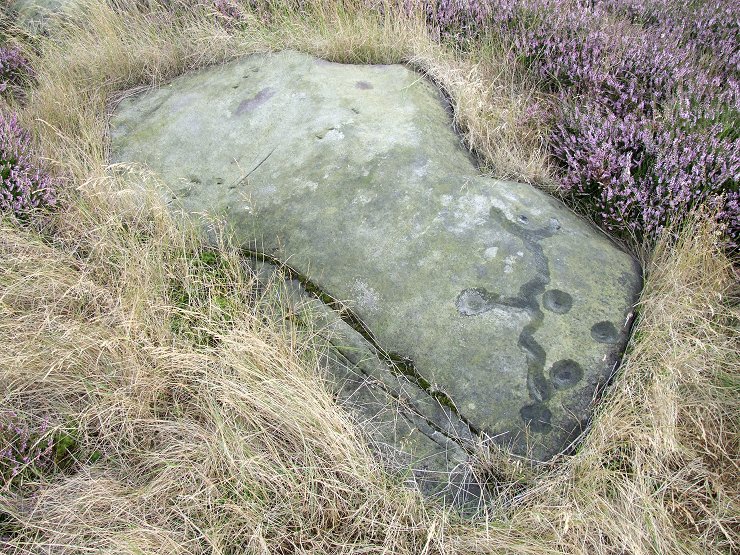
551, 103, 739, 241
0, 45, 33, 99
0, 408, 83, 543
213, 0, 245, 21
0, 412, 55, 491
0, 111, 56, 218
212, 0, 276, 24
388, 0, 740, 248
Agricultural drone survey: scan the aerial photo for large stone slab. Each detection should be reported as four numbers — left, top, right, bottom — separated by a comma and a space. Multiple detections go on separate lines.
109, 50, 641, 464
265, 265, 481, 506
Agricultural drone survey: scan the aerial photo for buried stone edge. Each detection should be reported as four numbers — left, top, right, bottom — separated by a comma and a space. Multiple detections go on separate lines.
240, 246, 640, 507
107, 50, 643, 505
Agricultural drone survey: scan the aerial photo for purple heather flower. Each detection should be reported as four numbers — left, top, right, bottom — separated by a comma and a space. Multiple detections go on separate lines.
0, 45, 33, 96
368, 0, 739, 248
1, 412, 58, 490
0, 111, 57, 218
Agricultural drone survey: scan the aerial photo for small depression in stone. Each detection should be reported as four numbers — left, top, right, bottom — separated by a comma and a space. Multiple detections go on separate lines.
549, 359, 584, 390
455, 288, 495, 316
520, 403, 552, 434
542, 289, 573, 314
591, 321, 619, 344
235, 87, 275, 115
355, 80, 373, 90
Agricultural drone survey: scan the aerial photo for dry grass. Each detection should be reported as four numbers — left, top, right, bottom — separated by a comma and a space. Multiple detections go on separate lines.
0, 174, 439, 553
1, 1, 738, 553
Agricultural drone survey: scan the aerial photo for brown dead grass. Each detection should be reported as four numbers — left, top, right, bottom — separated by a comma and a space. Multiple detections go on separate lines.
0, 1, 737, 553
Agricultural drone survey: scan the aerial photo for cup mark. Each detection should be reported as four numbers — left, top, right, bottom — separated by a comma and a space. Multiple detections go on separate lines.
591, 321, 619, 344
235, 87, 275, 115
549, 359, 584, 390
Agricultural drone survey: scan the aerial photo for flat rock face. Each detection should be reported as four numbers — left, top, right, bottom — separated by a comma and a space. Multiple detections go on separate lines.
110, 51, 641, 464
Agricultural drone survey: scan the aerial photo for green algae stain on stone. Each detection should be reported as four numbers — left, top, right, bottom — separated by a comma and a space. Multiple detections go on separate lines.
109, 50, 642, 464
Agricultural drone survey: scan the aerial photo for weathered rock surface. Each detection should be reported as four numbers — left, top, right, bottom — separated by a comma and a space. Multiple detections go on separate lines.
110, 50, 641, 489
253, 261, 481, 505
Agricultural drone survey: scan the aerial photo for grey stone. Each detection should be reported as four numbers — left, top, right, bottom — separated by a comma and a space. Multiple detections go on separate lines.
248, 259, 482, 507
110, 51, 641, 468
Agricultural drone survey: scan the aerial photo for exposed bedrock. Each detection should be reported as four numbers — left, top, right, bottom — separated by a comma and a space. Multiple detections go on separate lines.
110, 50, 642, 501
